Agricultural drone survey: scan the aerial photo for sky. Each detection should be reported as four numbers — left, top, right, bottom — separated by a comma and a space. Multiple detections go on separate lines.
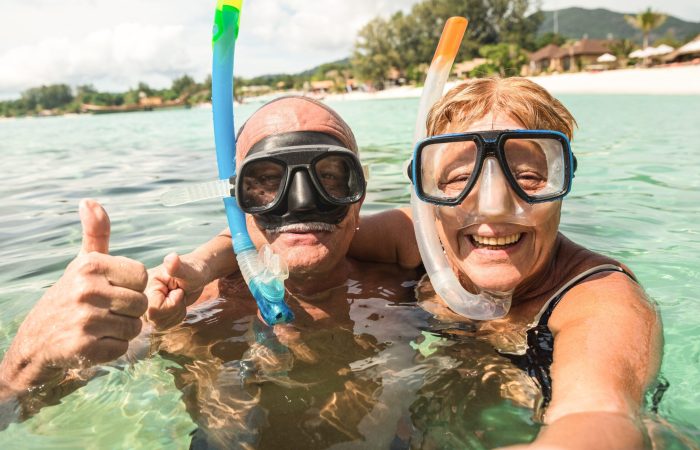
1, 0, 698, 99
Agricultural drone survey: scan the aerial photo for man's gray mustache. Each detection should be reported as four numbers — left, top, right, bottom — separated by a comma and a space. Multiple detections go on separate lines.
266, 222, 337, 234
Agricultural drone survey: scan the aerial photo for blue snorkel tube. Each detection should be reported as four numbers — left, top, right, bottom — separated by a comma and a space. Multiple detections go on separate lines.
211, 0, 294, 325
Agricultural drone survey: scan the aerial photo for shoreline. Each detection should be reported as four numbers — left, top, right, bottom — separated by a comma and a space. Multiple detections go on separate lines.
3, 65, 697, 121
321, 64, 700, 102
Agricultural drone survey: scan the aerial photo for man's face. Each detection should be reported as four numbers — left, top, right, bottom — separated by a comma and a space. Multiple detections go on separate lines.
246, 203, 361, 275
237, 99, 363, 275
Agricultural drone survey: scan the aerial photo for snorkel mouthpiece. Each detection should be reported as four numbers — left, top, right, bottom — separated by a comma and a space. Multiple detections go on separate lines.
410, 17, 513, 320
212, 0, 293, 325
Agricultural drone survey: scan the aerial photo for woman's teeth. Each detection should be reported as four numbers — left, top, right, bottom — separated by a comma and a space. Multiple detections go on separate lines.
470, 233, 522, 249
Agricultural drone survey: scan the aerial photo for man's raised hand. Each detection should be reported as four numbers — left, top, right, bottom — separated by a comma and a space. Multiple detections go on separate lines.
145, 252, 210, 331
0, 199, 148, 393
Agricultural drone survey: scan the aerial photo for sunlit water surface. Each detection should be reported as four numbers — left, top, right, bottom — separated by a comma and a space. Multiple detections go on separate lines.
0, 95, 699, 448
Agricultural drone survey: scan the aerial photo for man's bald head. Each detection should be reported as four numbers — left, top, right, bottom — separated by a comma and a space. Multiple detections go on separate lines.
236, 96, 357, 164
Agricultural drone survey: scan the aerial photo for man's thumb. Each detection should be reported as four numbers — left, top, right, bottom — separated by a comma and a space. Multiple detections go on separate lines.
163, 253, 183, 278
79, 198, 110, 255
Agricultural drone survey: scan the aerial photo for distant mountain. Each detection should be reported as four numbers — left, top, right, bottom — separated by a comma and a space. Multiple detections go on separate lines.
538, 7, 700, 43
296, 58, 351, 78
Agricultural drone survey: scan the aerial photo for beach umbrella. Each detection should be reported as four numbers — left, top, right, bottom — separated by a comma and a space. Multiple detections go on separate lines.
597, 53, 617, 62
677, 39, 700, 55
629, 49, 646, 59
650, 44, 674, 56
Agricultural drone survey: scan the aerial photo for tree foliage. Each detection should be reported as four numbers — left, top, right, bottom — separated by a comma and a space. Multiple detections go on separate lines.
352, 0, 542, 88
535, 32, 567, 49
607, 39, 636, 68
21, 84, 74, 110
624, 8, 667, 48
470, 43, 528, 77
0, 74, 214, 118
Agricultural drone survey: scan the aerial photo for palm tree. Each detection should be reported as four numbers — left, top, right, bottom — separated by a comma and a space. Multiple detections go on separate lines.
608, 39, 636, 69
625, 8, 667, 50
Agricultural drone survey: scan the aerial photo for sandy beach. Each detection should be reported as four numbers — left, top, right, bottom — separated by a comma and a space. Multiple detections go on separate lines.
320, 64, 700, 102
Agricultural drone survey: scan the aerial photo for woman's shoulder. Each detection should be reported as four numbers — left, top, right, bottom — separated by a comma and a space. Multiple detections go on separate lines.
549, 234, 654, 332
555, 233, 634, 280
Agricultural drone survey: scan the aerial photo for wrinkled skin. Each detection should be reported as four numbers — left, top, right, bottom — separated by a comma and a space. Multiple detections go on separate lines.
0, 200, 148, 396
146, 97, 363, 329
435, 112, 562, 296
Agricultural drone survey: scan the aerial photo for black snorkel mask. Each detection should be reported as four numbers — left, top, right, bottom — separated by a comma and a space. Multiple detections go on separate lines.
236, 131, 366, 230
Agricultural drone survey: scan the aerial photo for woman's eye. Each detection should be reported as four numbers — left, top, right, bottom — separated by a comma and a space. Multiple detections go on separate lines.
449, 174, 469, 183
439, 173, 471, 191
515, 171, 546, 190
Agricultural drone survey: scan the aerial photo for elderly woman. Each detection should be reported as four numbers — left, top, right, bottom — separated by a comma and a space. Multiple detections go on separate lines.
352, 77, 662, 449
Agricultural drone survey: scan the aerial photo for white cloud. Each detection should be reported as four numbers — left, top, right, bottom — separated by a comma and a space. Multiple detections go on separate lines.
0, 0, 421, 98
235, 0, 420, 73
0, 23, 209, 97
1, 0, 697, 98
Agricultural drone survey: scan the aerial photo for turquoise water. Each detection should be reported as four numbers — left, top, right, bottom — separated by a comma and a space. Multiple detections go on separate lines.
0, 95, 699, 447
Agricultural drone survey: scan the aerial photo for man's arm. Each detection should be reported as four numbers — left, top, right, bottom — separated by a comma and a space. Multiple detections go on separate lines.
145, 229, 238, 330
0, 200, 148, 422
513, 271, 662, 449
349, 207, 421, 269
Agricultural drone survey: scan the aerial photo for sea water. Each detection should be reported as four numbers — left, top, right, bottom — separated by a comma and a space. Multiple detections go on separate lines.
0, 95, 699, 448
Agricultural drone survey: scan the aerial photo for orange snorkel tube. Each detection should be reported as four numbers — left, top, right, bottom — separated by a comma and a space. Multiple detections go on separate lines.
410, 17, 514, 320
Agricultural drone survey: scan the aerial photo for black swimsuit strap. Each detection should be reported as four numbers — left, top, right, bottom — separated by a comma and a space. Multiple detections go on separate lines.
534, 264, 636, 328
502, 264, 638, 414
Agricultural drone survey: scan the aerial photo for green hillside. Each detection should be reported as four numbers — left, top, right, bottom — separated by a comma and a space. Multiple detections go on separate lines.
538, 7, 700, 44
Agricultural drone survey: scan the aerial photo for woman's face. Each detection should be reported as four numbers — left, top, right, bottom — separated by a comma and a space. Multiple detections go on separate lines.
435, 112, 562, 294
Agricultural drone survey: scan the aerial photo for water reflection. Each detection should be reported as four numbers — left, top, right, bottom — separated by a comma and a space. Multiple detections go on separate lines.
149, 262, 558, 449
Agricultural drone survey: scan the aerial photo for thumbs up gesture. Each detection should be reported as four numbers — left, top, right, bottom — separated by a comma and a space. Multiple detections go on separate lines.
145, 251, 210, 331
0, 200, 148, 393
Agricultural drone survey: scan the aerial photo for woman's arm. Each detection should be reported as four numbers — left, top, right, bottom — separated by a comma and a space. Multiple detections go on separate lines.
528, 271, 662, 449
349, 207, 421, 269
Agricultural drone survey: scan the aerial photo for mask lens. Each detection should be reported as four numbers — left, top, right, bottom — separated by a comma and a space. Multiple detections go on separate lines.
420, 138, 478, 201
313, 154, 362, 201
239, 160, 286, 210
503, 138, 565, 199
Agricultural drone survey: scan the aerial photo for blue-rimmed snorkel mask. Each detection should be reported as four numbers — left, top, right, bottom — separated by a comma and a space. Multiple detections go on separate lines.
411, 129, 575, 229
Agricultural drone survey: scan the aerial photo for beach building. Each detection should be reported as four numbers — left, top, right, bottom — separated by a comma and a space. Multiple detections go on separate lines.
385, 67, 407, 86
556, 39, 611, 72
139, 96, 163, 108
663, 34, 700, 64
529, 44, 563, 74
453, 58, 487, 78
527, 39, 611, 75
308, 80, 336, 94
241, 85, 272, 96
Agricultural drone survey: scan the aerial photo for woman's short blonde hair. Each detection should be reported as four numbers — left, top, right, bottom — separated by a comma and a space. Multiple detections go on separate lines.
427, 77, 577, 139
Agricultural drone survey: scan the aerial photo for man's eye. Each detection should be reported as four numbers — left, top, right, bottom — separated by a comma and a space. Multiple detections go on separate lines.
260, 175, 281, 183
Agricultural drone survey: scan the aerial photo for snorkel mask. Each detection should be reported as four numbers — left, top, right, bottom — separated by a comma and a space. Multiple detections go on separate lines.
410, 19, 574, 320
414, 129, 575, 229
239, 131, 366, 230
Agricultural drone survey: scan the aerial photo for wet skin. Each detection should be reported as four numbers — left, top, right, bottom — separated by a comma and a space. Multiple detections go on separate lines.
157, 261, 425, 449
351, 111, 662, 449
434, 113, 563, 296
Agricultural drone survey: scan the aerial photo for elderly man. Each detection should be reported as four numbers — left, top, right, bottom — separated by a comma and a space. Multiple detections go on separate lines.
146, 96, 419, 328
0, 99, 422, 445
144, 96, 423, 448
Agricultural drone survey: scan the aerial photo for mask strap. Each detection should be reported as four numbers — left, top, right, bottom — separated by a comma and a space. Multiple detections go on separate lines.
248, 131, 348, 155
